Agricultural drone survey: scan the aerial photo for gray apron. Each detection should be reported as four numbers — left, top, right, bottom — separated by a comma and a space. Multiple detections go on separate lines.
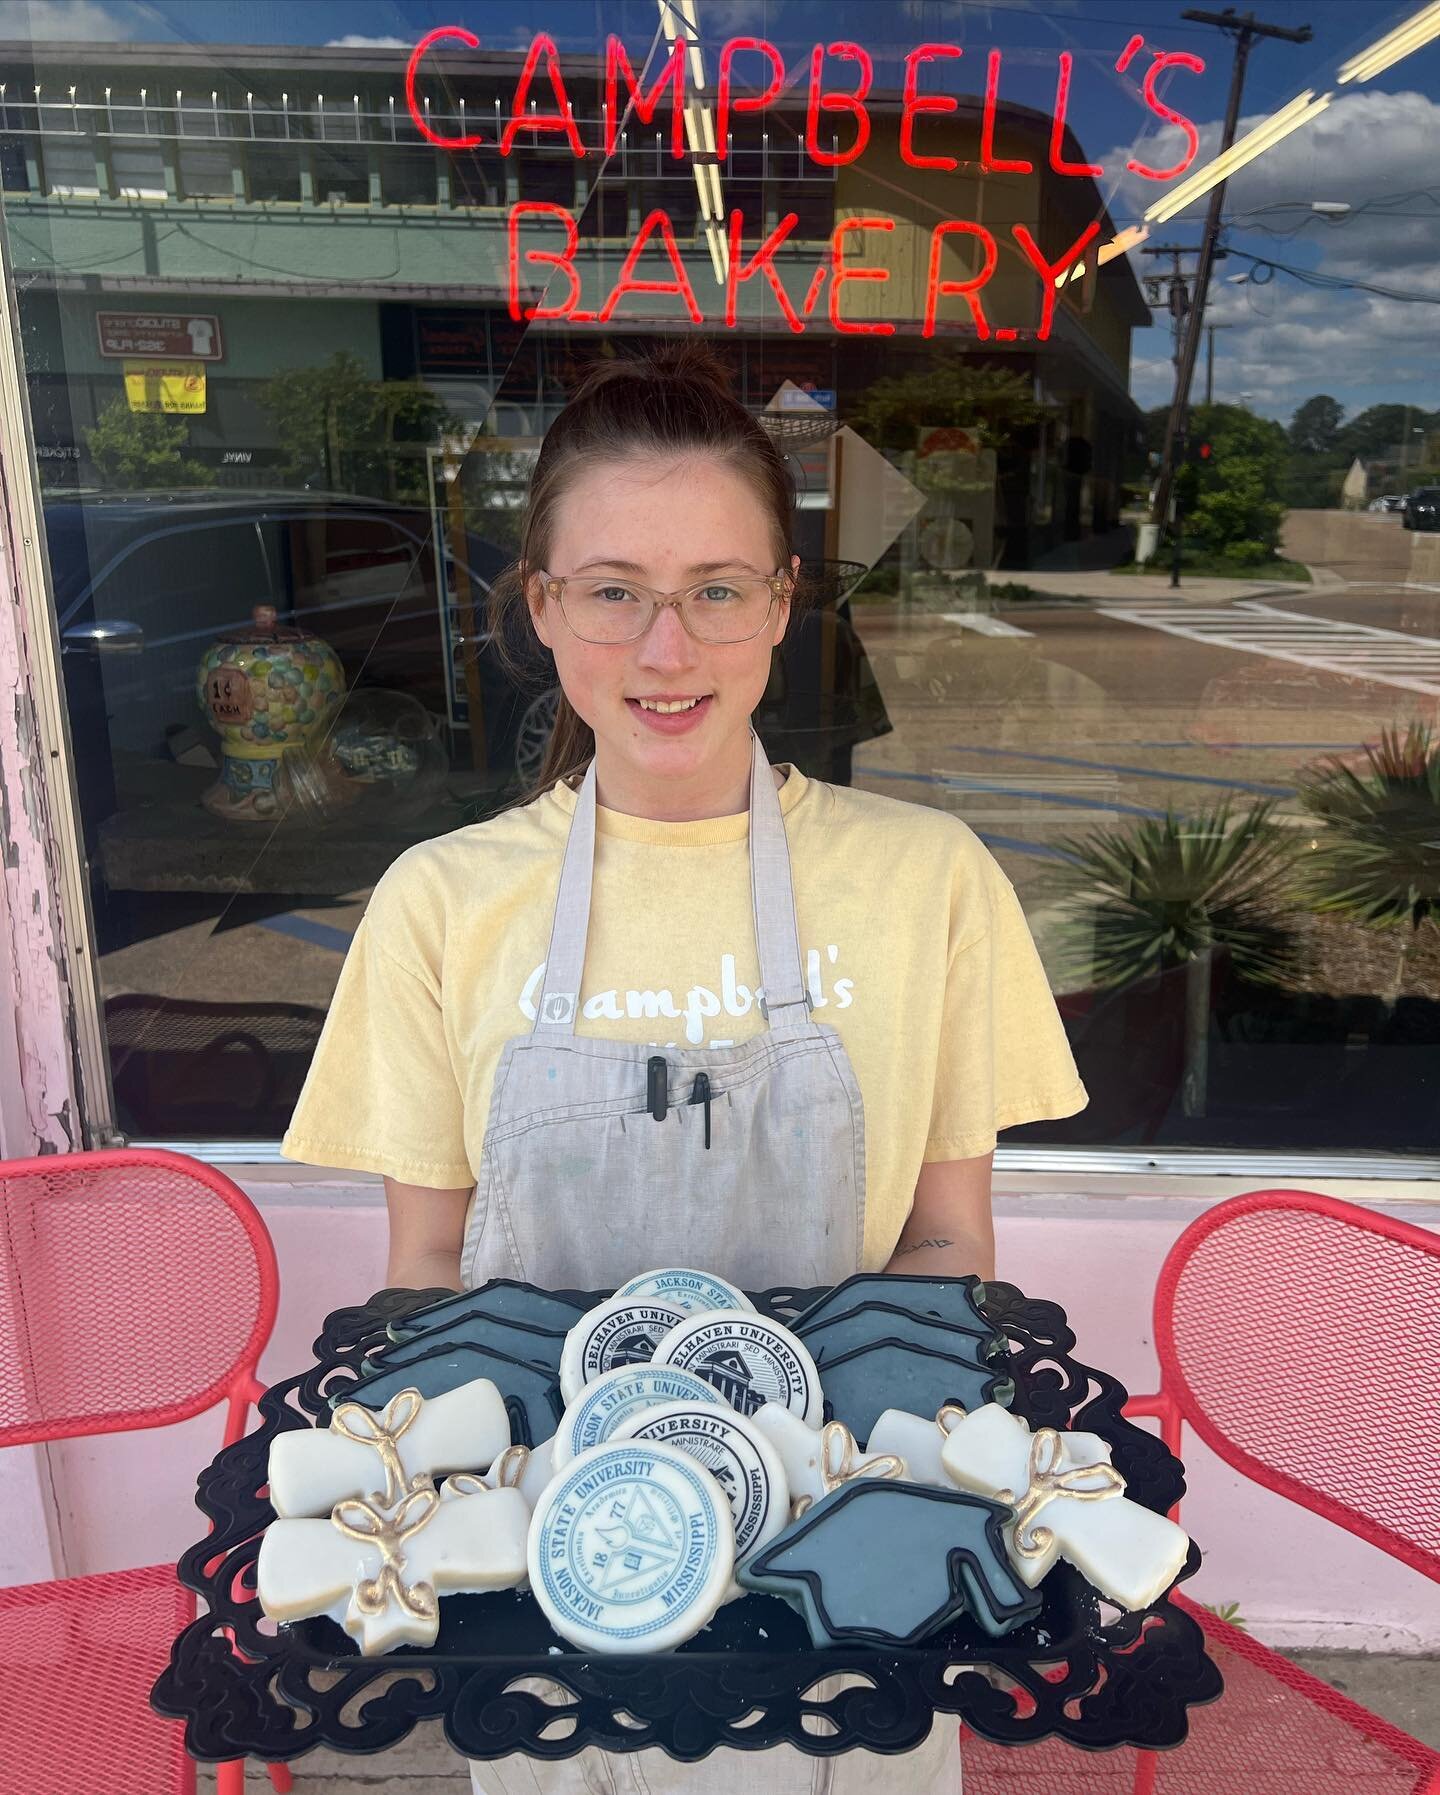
462, 733, 960, 1795
460, 733, 865, 1293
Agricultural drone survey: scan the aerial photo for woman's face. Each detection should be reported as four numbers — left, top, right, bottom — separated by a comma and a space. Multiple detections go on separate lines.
528, 453, 797, 815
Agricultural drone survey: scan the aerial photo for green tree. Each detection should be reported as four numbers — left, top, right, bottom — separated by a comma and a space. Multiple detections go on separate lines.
256, 350, 461, 502
1287, 394, 1344, 455
1178, 403, 1287, 561
1337, 403, 1439, 462
848, 354, 1042, 454
81, 396, 215, 490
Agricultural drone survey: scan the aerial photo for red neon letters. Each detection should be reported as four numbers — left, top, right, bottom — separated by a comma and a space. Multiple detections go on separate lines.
605, 35, 687, 159
509, 204, 1096, 340
407, 28, 1203, 186
500, 32, 586, 158
406, 26, 486, 149
900, 44, 961, 171
830, 216, 895, 336
807, 41, 874, 166
1128, 52, 1206, 180
717, 37, 786, 148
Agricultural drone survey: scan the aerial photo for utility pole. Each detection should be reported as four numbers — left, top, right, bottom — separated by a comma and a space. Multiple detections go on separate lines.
1149, 8, 1313, 585
1205, 321, 1233, 405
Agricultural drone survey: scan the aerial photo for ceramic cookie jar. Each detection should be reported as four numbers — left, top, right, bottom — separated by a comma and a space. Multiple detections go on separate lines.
196, 604, 345, 821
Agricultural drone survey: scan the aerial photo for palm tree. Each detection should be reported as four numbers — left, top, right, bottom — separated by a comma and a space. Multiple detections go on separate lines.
1051, 801, 1300, 1117
1295, 723, 1440, 1011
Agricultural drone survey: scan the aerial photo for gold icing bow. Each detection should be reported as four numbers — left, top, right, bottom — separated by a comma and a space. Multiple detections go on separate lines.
792, 1422, 908, 1518
995, 1427, 1127, 1559
486, 1444, 532, 1491
330, 1387, 425, 1508
332, 1483, 441, 1622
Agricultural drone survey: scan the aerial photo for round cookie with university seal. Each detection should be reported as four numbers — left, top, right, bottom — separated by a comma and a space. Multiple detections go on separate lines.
613, 1267, 755, 1315
550, 1363, 730, 1470
652, 1308, 824, 1427
527, 1439, 735, 1654
612, 1400, 790, 1592
559, 1297, 688, 1405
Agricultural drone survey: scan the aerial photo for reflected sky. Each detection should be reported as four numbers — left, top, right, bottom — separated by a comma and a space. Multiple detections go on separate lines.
0, 0, 1436, 418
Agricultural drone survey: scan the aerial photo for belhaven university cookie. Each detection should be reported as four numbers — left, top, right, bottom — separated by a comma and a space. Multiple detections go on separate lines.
559, 1297, 687, 1404
527, 1440, 735, 1654
653, 1308, 824, 1427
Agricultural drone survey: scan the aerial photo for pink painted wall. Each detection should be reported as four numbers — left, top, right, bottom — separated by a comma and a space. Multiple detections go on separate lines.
0, 426, 84, 1160
7, 1176, 1437, 1654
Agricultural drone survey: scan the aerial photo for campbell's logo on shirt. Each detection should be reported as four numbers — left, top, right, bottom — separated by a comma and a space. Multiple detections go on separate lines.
517, 950, 854, 1047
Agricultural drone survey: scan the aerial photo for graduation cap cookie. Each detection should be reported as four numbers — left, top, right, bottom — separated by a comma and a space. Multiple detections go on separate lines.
818, 1338, 1013, 1446
737, 1478, 1041, 1646
364, 1310, 565, 1379
791, 1274, 993, 1341
386, 1279, 587, 1344
336, 1339, 564, 1448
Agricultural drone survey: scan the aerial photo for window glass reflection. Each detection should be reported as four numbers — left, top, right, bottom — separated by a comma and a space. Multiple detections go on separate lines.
0, 0, 1432, 1155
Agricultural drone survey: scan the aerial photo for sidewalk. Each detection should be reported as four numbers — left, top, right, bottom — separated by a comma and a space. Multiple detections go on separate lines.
988, 568, 1311, 605
205, 1651, 1439, 1789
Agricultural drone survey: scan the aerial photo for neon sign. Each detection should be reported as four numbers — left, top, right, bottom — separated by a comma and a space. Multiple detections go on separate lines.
408, 26, 1206, 337
407, 27, 1203, 174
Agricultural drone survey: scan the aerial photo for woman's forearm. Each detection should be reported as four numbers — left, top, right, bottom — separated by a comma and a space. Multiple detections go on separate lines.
385, 1246, 464, 1293
884, 1229, 994, 1281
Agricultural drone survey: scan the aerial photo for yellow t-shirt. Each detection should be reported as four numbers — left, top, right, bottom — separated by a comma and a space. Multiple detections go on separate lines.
281, 765, 1087, 1266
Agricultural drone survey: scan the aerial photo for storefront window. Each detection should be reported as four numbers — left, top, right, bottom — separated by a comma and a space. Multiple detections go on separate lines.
0, 0, 1435, 1157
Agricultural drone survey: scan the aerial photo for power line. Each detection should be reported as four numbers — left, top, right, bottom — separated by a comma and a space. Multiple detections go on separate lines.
1227, 245, 1440, 303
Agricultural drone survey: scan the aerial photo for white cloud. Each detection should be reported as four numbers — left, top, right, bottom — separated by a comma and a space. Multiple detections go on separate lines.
1108, 90, 1440, 420
324, 35, 410, 50
0, 0, 145, 39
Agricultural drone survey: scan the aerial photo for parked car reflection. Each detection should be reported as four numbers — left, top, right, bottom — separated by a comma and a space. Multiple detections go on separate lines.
48, 490, 890, 940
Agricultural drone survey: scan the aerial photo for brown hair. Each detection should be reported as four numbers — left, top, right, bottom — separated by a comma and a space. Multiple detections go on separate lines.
486, 337, 800, 800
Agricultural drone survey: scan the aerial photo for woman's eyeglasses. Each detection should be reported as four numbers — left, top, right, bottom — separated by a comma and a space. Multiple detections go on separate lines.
538, 570, 792, 646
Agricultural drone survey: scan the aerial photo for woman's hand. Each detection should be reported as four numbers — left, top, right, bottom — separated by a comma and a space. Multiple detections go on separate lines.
884, 1153, 995, 1281
382, 1177, 472, 1294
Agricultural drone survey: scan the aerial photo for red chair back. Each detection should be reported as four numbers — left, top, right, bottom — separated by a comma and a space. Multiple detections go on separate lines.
0, 1147, 279, 1451
1145, 1187, 1440, 1583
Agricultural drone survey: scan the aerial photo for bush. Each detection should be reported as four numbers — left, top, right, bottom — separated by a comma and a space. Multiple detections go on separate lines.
1179, 404, 1287, 559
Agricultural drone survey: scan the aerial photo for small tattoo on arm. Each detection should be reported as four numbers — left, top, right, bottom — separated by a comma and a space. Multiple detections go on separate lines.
894, 1237, 954, 1257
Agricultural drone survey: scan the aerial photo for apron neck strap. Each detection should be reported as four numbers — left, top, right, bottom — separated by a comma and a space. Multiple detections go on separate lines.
532, 732, 810, 1037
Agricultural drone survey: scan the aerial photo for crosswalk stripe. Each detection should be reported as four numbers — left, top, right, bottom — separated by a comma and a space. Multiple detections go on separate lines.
1094, 600, 1440, 696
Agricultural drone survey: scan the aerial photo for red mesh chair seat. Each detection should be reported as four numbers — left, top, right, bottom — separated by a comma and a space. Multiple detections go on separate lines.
0, 1148, 292, 1795
962, 1189, 1440, 1795
0, 1565, 195, 1793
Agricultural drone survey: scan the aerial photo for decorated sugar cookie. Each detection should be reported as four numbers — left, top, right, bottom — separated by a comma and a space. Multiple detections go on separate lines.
653, 1308, 823, 1426
527, 1440, 735, 1654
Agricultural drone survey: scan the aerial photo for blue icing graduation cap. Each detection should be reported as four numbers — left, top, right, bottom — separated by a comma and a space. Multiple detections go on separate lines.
800, 1301, 1008, 1369
336, 1339, 563, 1448
365, 1311, 565, 1378
737, 1479, 1041, 1646
386, 1279, 586, 1344
792, 1274, 993, 1341
818, 1338, 1013, 1446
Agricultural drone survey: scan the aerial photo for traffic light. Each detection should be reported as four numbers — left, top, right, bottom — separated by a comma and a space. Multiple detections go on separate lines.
1187, 439, 1215, 465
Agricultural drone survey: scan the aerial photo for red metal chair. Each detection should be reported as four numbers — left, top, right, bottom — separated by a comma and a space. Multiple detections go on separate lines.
960, 1187, 1440, 1793
0, 1146, 293, 1795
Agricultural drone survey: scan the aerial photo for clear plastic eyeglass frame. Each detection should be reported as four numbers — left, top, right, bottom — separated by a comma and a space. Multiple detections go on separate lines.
537, 569, 794, 645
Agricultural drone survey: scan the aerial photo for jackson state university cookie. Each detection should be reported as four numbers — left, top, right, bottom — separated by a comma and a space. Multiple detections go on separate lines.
551, 1362, 730, 1469
613, 1399, 790, 1596
613, 1267, 754, 1314
527, 1439, 734, 1653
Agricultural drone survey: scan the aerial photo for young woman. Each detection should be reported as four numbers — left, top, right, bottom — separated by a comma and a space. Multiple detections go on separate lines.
283, 338, 1088, 1794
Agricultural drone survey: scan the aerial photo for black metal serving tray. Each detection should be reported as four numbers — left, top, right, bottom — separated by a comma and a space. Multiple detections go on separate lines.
152, 1279, 1221, 1765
